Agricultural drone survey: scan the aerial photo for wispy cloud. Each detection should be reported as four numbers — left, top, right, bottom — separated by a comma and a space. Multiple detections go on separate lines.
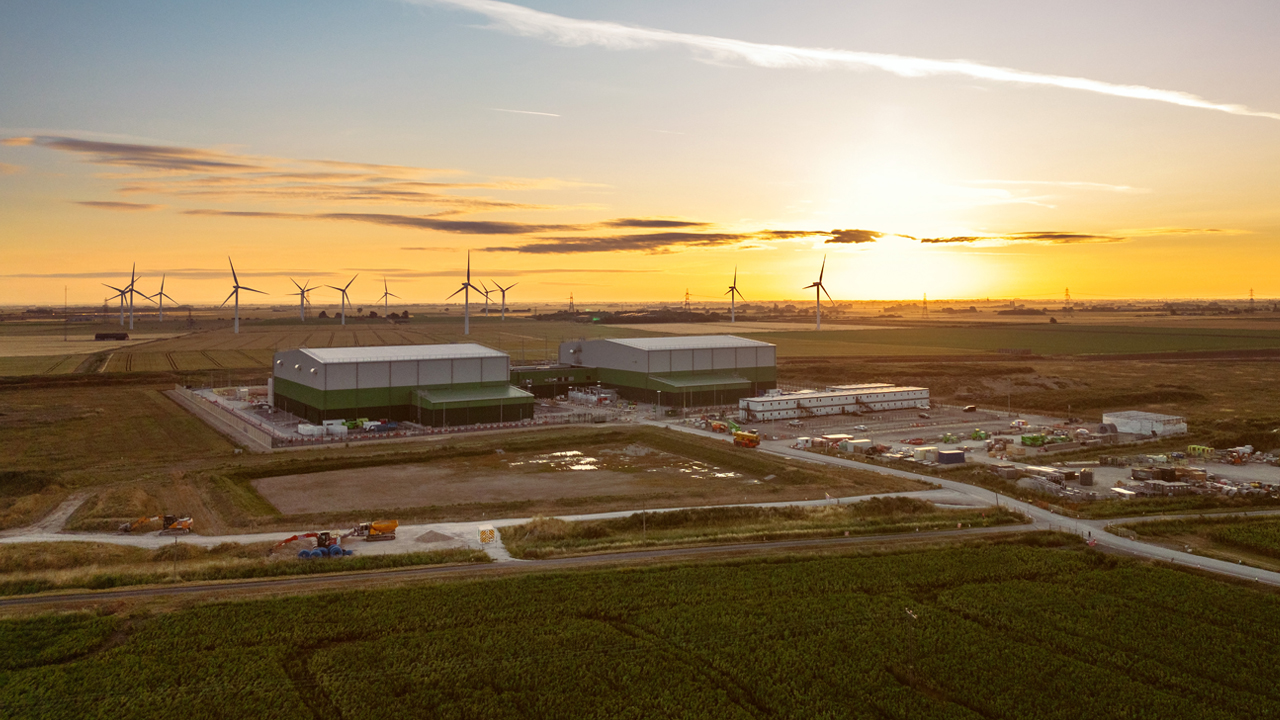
76, 200, 163, 211
921, 231, 1123, 245
493, 108, 560, 117
0, 162, 23, 175
966, 180, 1148, 194
15, 134, 598, 212
415, 0, 1280, 121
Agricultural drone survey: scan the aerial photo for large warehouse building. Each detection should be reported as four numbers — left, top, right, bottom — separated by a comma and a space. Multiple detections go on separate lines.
271, 344, 534, 427
1101, 411, 1187, 437
554, 335, 776, 406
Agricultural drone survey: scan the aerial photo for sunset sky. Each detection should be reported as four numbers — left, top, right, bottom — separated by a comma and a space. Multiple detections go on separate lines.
2, 0, 1278, 306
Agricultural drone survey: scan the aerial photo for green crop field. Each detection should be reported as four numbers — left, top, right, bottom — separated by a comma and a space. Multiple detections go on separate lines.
4, 540, 1280, 718
1115, 514, 1280, 567
750, 324, 1280, 357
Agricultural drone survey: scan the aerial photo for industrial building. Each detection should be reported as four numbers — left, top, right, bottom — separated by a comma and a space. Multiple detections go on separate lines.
548, 335, 777, 406
739, 385, 930, 422
1101, 411, 1187, 437
271, 344, 534, 427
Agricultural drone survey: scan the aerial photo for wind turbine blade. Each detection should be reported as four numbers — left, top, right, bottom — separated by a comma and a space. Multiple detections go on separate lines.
344, 274, 358, 290
507, 282, 517, 290
387, 292, 400, 299
228, 257, 239, 286
803, 282, 819, 290
821, 285, 834, 304
325, 285, 345, 293
446, 285, 465, 300
220, 289, 236, 308
291, 278, 303, 291
240, 286, 267, 295
103, 283, 125, 294
819, 255, 826, 283
735, 288, 746, 301
733, 266, 738, 285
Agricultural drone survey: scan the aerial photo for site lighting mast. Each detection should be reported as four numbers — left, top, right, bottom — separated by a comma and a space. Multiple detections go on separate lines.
446, 251, 487, 335
221, 257, 266, 334
288, 279, 314, 322
148, 274, 177, 322
725, 268, 745, 323
803, 255, 834, 331
376, 277, 400, 316
491, 280, 517, 320
326, 275, 358, 326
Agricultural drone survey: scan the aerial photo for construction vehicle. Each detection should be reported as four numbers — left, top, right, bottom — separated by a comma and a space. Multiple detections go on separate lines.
270, 531, 354, 559
733, 429, 761, 448
710, 421, 729, 433
971, 429, 990, 441
117, 515, 194, 535
346, 520, 399, 541
1188, 445, 1215, 458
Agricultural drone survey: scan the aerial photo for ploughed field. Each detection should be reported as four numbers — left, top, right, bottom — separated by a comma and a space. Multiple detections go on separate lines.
4, 540, 1280, 718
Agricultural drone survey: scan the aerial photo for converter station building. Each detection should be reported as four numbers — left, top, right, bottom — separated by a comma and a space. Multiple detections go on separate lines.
549, 335, 776, 406
271, 343, 534, 427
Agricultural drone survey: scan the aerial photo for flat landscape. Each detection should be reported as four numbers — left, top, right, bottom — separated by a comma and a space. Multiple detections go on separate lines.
4, 539, 1279, 718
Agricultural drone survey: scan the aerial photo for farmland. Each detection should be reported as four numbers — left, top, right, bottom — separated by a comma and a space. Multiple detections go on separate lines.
3, 539, 1280, 717
501, 498, 1025, 559
1113, 514, 1280, 571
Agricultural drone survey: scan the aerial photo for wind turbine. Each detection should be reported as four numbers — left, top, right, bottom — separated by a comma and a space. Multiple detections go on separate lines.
376, 277, 400, 316
446, 251, 487, 335
288, 279, 314, 322
148, 274, 177, 322
102, 282, 128, 327
491, 280, 517, 320
725, 267, 745, 323
103, 264, 150, 330
326, 275, 358, 326
803, 255, 834, 331
480, 281, 493, 317
221, 257, 266, 334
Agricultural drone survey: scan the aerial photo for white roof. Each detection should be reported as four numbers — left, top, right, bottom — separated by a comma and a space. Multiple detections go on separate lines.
742, 386, 927, 402
603, 335, 773, 351
1103, 411, 1185, 422
296, 343, 506, 364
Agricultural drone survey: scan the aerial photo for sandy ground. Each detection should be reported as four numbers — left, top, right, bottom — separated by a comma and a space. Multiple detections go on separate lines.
254, 464, 682, 515
0, 334, 185, 357
604, 322, 901, 334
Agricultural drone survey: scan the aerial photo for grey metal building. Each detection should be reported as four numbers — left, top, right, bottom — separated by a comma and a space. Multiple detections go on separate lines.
558, 335, 776, 406
271, 343, 534, 427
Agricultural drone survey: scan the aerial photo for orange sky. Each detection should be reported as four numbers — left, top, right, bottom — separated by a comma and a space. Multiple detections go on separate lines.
2, 1, 1278, 306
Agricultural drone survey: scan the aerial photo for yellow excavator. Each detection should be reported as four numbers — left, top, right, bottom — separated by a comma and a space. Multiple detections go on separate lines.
268, 520, 398, 559
117, 515, 194, 535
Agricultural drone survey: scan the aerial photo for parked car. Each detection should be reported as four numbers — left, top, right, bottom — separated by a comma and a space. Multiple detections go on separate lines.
918, 412, 931, 419
852, 425, 869, 432
963, 405, 978, 412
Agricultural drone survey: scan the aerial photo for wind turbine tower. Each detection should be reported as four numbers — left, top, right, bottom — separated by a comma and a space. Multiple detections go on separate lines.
288, 279, 313, 322
149, 275, 177, 322
103, 264, 150, 330
480, 281, 492, 317
803, 255, 834, 331
377, 278, 400, 316
725, 267, 745, 323
221, 257, 266, 334
491, 280, 518, 320
446, 251, 486, 335
327, 275, 358, 326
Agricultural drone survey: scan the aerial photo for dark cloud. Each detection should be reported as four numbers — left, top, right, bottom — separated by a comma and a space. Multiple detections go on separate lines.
489, 232, 752, 254
183, 209, 580, 235
30, 136, 267, 173
76, 200, 162, 211
823, 229, 893, 244
600, 218, 711, 229
921, 231, 1122, 244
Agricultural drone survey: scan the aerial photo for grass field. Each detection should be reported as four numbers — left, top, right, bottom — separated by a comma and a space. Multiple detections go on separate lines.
501, 498, 1024, 558
1112, 514, 1280, 571
4, 538, 1280, 717
749, 323, 1280, 357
